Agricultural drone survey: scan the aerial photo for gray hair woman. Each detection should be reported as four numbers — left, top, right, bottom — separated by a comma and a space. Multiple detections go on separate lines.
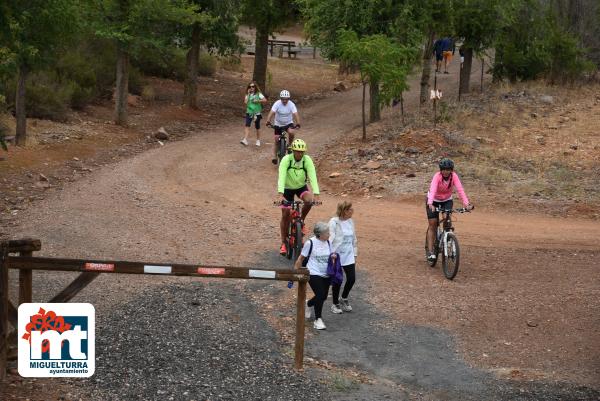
329, 201, 358, 314
294, 221, 332, 330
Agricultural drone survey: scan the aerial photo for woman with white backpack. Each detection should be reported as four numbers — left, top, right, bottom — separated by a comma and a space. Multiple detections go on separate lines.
328, 201, 358, 314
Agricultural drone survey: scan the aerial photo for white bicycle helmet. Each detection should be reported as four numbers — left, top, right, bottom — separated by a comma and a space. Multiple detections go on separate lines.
279, 89, 290, 99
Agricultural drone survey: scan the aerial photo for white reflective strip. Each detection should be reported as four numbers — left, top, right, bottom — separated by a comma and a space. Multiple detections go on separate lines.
144, 265, 172, 274
249, 270, 276, 279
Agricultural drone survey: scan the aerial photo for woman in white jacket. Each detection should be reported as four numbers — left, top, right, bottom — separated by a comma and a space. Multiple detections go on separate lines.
328, 201, 358, 314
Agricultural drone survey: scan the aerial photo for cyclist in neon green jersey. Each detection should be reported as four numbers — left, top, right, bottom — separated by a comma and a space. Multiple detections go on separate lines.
277, 138, 319, 255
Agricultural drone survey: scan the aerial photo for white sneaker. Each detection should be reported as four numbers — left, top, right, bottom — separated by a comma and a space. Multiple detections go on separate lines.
256, 140, 261, 147
240, 138, 248, 146
331, 304, 343, 314
427, 253, 437, 261
313, 318, 326, 330
305, 301, 312, 319
340, 298, 353, 312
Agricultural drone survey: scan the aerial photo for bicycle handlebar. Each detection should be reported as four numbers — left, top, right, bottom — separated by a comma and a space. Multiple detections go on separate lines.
266, 121, 300, 130
434, 206, 474, 213
273, 200, 322, 207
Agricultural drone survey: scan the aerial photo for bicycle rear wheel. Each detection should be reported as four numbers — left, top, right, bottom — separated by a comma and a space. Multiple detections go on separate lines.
442, 232, 460, 280
277, 136, 287, 165
424, 230, 438, 267
293, 221, 303, 261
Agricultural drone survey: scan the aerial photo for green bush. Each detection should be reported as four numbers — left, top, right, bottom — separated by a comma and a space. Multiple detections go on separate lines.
547, 24, 595, 84
56, 52, 98, 109
141, 85, 156, 101
128, 66, 145, 95
219, 55, 243, 72
69, 81, 95, 110
25, 72, 73, 121
86, 39, 117, 99
493, 1, 594, 83
198, 52, 217, 77
131, 46, 187, 81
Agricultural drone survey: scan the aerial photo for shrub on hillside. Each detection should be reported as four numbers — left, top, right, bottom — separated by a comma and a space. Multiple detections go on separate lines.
141, 85, 156, 101
547, 24, 595, 84
493, 1, 595, 83
198, 52, 217, 77
24, 72, 73, 121
56, 52, 97, 109
219, 55, 243, 72
128, 67, 145, 95
132, 46, 187, 81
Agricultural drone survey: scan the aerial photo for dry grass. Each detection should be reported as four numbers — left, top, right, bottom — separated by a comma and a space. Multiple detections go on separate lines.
442, 81, 600, 214
239, 55, 357, 99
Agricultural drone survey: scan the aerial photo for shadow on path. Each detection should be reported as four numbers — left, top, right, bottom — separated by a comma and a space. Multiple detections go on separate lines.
255, 251, 600, 401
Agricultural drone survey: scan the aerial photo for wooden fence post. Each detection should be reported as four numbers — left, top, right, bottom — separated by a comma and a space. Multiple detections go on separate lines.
19, 250, 32, 305
0, 242, 8, 381
294, 280, 307, 370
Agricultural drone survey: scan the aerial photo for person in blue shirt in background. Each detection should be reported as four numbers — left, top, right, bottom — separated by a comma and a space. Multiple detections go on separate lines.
433, 37, 455, 74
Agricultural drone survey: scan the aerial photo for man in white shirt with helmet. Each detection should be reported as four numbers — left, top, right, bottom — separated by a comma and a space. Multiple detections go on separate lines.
266, 89, 301, 165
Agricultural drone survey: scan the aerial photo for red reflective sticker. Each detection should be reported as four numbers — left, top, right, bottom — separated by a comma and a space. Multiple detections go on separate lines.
84, 262, 115, 272
197, 267, 225, 275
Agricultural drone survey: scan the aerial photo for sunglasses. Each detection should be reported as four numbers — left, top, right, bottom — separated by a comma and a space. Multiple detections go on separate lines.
249, 85, 255, 88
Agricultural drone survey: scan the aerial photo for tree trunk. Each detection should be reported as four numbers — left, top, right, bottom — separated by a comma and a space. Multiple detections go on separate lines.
184, 25, 201, 109
400, 92, 405, 125
15, 65, 28, 147
361, 81, 366, 141
459, 47, 473, 95
420, 29, 436, 105
253, 23, 269, 94
369, 79, 380, 123
115, 46, 129, 126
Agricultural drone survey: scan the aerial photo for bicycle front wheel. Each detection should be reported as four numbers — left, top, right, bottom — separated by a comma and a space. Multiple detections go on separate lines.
293, 221, 303, 261
442, 232, 460, 280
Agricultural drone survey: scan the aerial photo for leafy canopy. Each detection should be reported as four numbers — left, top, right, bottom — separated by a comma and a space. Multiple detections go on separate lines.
90, 0, 199, 50
337, 29, 417, 105
0, 0, 80, 69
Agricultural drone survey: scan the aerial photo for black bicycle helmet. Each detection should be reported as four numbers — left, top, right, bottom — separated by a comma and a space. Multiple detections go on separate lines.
439, 158, 454, 170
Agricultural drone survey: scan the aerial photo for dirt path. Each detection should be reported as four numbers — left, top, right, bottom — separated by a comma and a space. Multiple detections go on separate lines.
6, 58, 599, 400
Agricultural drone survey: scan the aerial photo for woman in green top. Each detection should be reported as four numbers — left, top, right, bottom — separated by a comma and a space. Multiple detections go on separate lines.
241, 81, 267, 147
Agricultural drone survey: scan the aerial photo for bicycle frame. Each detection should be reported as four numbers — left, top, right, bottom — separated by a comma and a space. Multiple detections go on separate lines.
268, 122, 298, 165
275, 200, 320, 261
426, 206, 472, 279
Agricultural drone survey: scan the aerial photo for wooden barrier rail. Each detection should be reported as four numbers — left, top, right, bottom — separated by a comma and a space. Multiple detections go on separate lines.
0, 239, 309, 382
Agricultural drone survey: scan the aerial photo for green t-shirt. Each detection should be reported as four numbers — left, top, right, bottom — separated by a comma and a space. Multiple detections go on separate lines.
246, 93, 265, 115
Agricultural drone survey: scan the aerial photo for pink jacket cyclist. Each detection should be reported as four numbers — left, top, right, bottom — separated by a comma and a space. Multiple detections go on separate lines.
427, 171, 469, 206
425, 158, 472, 262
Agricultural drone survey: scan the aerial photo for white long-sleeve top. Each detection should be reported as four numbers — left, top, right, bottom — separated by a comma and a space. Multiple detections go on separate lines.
328, 217, 358, 266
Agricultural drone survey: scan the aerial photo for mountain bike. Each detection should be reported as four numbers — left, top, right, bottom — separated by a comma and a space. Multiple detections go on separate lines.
267, 122, 300, 165
425, 206, 473, 280
274, 200, 321, 261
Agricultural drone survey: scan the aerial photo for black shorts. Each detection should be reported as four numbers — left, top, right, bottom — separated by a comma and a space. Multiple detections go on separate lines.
245, 113, 262, 129
274, 123, 295, 136
282, 185, 310, 204
435, 53, 443, 61
426, 199, 453, 219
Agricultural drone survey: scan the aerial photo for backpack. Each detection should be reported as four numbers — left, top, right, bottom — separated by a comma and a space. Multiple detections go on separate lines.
301, 239, 313, 267
288, 156, 308, 182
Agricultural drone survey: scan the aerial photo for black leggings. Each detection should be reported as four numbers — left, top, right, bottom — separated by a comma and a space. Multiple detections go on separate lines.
332, 264, 356, 305
307, 275, 331, 319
